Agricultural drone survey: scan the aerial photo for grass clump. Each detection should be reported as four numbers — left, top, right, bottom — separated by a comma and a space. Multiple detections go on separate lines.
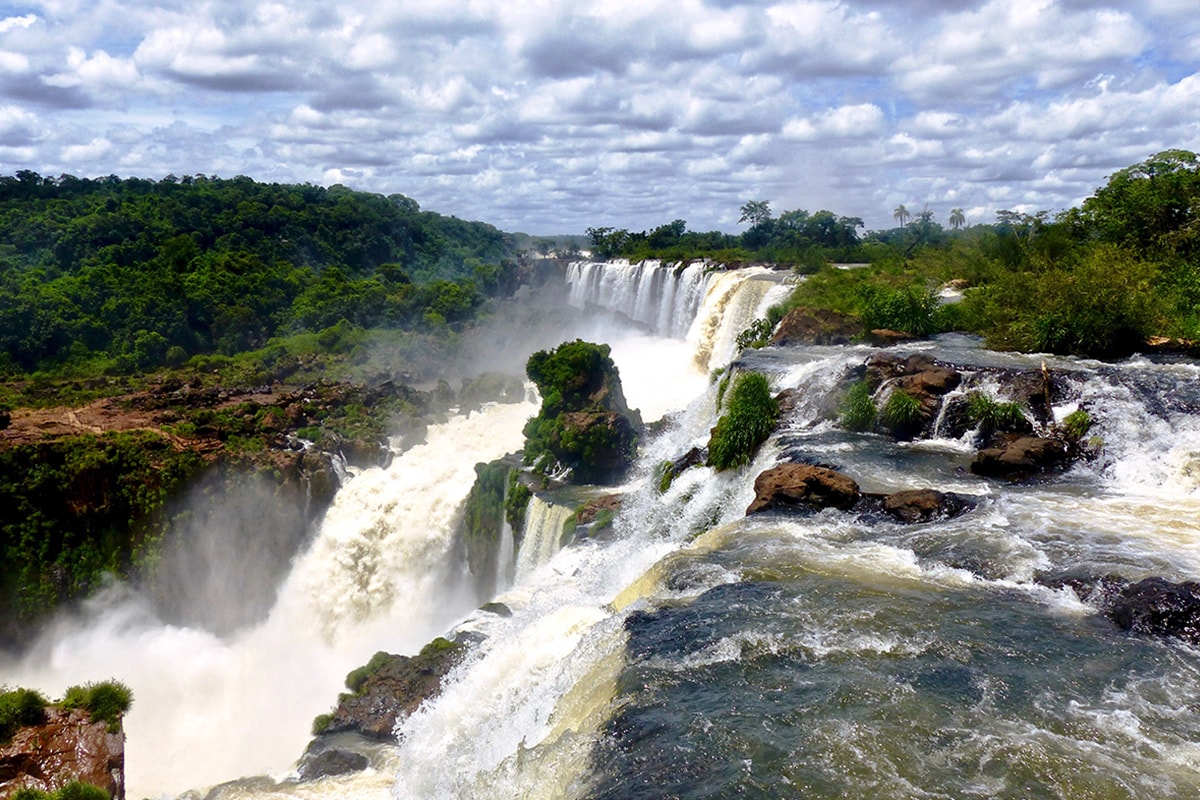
1060, 409, 1094, 440
707, 372, 779, 471
311, 712, 333, 736
965, 391, 1027, 431
61, 681, 132, 732
11, 781, 111, 800
880, 389, 923, 438
840, 379, 877, 432
344, 651, 394, 694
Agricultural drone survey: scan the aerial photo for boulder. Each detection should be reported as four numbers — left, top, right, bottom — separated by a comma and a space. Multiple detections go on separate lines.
746, 464, 860, 515
880, 489, 974, 523
575, 494, 622, 525
318, 638, 467, 742
865, 329, 915, 346
459, 373, 527, 411
1108, 578, 1200, 644
970, 435, 1069, 478
0, 708, 124, 799
770, 307, 864, 347
551, 410, 639, 483
864, 354, 962, 438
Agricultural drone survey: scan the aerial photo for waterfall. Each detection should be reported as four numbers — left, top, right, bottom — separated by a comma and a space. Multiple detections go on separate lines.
513, 496, 576, 583
566, 260, 712, 338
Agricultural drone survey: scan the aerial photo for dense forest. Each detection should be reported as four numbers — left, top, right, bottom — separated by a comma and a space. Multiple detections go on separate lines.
589, 149, 1200, 358
0, 172, 519, 376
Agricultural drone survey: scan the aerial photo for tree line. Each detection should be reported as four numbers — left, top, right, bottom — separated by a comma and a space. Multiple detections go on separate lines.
0, 172, 520, 374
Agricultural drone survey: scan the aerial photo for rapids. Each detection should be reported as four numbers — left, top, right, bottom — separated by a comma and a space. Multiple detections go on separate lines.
6, 258, 1200, 799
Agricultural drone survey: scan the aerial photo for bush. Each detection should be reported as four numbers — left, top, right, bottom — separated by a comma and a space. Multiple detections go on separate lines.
61, 681, 133, 732
840, 379, 877, 432
735, 317, 775, 350
345, 651, 394, 694
707, 371, 779, 471
859, 284, 943, 336
1060, 409, 1094, 440
311, 712, 333, 736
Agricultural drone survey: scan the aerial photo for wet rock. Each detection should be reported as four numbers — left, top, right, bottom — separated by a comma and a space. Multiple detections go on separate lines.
880, 489, 975, 523
339, 437, 389, 469
459, 372, 526, 411
1109, 578, 1200, 644
553, 410, 639, 483
770, 307, 864, 346
865, 353, 962, 438
296, 746, 370, 781
0, 707, 124, 799
970, 435, 1070, 478
576, 494, 622, 525
657, 446, 706, 492
318, 637, 468, 742
746, 463, 860, 515
865, 329, 915, 346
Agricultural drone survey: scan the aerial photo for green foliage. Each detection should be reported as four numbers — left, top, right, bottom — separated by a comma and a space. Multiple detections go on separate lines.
311, 712, 333, 736
839, 379, 877, 432
0, 688, 49, 744
0, 433, 204, 621
965, 392, 1027, 431
706, 372, 779, 471
1060, 409, 1094, 440
11, 781, 111, 800
345, 651, 394, 694
735, 317, 775, 350
858, 283, 943, 336
0, 172, 517, 375
505, 472, 532, 533
880, 389, 923, 438
61, 681, 133, 732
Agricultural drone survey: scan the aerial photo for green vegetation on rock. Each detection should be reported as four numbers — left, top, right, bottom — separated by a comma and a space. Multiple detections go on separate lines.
61, 681, 133, 733
965, 392, 1027, 432
11, 781, 111, 800
707, 371, 779, 471
523, 340, 640, 483
880, 389, 923, 438
839, 379, 877, 432
0, 688, 49, 744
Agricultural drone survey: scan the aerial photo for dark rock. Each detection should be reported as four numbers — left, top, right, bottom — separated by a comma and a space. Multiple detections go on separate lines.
865, 329, 915, 346
296, 747, 369, 781
746, 464, 860, 515
576, 494, 622, 525
970, 435, 1070, 478
553, 410, 639, 483
770, 307, 864, 346
481, 602, 513, 617
880, 489, 975, 523
319, 637, 468, 742
0, 707, 124, 799
460, 373, 526, 411
340, 437, 389, 469
1109, 578, 1200, 644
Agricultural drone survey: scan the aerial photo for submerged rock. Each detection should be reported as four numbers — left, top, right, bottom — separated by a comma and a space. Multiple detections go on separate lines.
1108, 578, 1200, 644
0, 707, 124, 799
879, 489, 975, 523
746, 464, 860, 515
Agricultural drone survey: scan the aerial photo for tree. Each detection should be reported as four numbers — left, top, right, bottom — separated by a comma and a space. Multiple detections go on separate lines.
738, 200, 772, 227
949, 208, 966, 230
892, 204, 911, 229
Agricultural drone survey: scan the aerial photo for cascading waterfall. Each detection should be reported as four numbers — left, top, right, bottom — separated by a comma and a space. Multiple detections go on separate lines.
566, 260, 711, 338
513, 496, 576, 583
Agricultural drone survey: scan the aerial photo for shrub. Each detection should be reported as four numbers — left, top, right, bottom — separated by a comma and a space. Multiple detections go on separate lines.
1060, 409, 1094, 440
840, 379, 877, 432
735, 317, 775, 350
880, 389, 922, 438
345, 651, 394, 694
311, 712, 333, 736
12, 782, 110, 800
0, 688, 49, 743
859, 284, 943, 336
707, 372, 779, 471
61, 681, 133, 732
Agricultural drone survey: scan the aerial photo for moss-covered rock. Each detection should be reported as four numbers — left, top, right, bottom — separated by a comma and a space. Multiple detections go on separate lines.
522, 340, 642, 483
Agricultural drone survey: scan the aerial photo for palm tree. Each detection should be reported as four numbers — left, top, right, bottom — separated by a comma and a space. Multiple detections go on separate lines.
893, 204, 911, 230
949, 208, 966, 230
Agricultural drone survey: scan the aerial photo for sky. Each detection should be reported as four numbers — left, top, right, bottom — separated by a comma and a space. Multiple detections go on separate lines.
0, 0, 1197, 234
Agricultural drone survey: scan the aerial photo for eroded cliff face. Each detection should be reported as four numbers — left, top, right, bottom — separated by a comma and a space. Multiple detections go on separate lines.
0, 708, 124, 799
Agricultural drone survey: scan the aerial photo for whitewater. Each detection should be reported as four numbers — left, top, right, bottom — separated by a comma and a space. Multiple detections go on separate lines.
5, 259, 1200, 799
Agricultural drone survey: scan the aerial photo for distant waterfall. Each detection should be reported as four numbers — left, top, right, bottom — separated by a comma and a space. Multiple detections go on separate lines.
514, 496, 575, 582
566, 260, 711, 338
566, 260, 789, 372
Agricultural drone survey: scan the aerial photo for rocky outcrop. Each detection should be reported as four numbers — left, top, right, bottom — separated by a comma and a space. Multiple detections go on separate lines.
879, 489, 975, 523
770, 307, 863, 347
970, 435, 1070, 478
459, 372, 527, 412
523, 340, 642, 483
0, 708, 124, 799
316, 637, 468, 742
864, 353, 962, 438
746, 464, 860, 515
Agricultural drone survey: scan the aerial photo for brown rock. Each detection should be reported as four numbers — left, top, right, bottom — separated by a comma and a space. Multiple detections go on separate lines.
576, 494, 622, 525
865, 329, 915, 346
746, 464, 860, 515
770, 307, 864, 347
0, 708, 124, 799
971, 435, 1070, 478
